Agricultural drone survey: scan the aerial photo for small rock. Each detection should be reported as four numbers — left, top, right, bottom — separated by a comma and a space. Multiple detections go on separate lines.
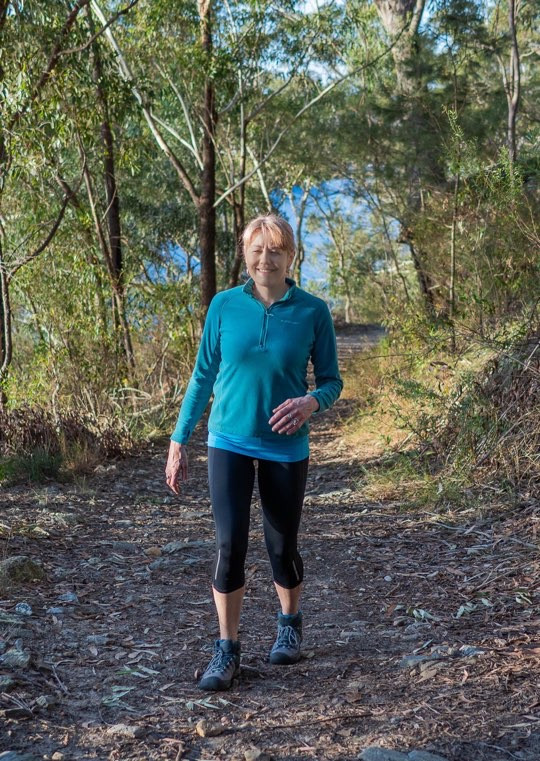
34, 695, 56, 709
51, 752, 64, 760
360, 749, 408, 761
408, 752, 449, 761
244, 749, 270, 761
145, 546, 162, 558
418, 665, 442, 681
49, 512, 81, 526
111, 541, 138, 554
458, 645, 484, 657
106, 723, 145, 739
162, 540, 189, 554
87, 634, 109, 645
115, 520, 133, 527
57, 592, 78, 603
0, 646, 31, 668
0, 556, 44, 591
46, 606, 64, 615
399, 655, 432, 669
384, 575, 393, 582
15, 602, 32, 616
196, 719, 223, 737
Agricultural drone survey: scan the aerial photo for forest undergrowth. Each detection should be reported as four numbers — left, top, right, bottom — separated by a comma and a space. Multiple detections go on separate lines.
342, 309, 540, 517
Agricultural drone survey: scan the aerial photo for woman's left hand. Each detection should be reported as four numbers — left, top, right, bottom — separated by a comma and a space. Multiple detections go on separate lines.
269, 394, 320, 435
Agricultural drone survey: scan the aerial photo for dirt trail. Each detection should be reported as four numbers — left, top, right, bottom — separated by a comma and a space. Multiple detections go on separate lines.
1, 325, 538, 761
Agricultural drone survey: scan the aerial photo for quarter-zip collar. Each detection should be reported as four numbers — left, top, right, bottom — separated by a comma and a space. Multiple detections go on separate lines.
242, 276, 296, 305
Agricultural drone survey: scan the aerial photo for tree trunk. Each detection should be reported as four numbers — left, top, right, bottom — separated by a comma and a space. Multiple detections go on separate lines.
374, 0, 424, 95
0, 2, 10, 405
198, 0, 217, 311
406, 240, 435, 314
507, 0, 520, 167
290, 187, 309, 286
88, 8, 135, 372
228, 198, 245, 288
0, 239, 12, 406
374, 0, 441, 316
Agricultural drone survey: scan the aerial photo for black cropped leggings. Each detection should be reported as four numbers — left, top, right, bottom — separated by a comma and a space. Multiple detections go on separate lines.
208, 447, 309, 594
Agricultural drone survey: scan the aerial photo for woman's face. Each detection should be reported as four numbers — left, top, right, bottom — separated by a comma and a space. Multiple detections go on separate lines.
244, 232, 294, 289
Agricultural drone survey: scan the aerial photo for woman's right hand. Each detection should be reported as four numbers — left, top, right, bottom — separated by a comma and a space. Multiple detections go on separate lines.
165, 441, 188, 494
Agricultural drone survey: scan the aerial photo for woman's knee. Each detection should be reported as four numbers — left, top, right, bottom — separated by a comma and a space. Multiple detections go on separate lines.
212, 540, 247, 593
269, 548, 304, 588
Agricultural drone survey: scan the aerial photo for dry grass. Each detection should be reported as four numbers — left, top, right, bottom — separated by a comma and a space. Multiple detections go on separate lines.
340, 322, 539, 508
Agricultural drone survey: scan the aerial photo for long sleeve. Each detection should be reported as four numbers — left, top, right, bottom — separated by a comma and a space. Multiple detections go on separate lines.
308, 302, 343, 412
170, 295, 223, 444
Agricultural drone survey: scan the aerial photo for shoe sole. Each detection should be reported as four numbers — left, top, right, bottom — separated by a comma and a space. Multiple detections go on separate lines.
269, 651, 301, 665
198, 667, 240, 691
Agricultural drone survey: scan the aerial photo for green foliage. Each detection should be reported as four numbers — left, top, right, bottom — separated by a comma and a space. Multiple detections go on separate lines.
0, 449, 62, 485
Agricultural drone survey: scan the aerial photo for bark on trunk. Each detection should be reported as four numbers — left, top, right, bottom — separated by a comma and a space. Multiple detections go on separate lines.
0, 239, 12, 406
228, 198, 245, 288
290, 188, 309, 286
198, 0, 217, 311
507, 0, 520, 166
406, 240, 435, 313
374, 0, 441, 316
88, 9, 135, 371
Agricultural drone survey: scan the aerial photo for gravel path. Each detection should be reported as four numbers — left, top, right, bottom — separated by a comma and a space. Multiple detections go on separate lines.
1, 325, 538, 761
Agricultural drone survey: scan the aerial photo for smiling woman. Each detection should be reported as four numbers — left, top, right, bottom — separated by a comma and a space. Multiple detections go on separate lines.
243, 216, 295, 305
165, 213, 343, 692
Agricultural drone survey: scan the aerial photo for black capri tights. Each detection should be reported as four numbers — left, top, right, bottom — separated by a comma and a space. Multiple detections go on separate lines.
208, 447, 309, 594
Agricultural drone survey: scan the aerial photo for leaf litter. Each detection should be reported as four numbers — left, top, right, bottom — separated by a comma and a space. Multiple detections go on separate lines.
0, 326, 539, 760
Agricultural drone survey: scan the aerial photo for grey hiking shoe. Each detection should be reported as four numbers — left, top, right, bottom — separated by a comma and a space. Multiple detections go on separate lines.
198, 639, 241, 691
269, 611, 302, 665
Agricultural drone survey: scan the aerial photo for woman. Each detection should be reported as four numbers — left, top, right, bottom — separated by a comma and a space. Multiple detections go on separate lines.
165, 214, 342, 691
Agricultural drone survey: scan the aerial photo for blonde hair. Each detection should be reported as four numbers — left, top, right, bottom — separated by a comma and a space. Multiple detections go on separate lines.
242, 214, 295, 258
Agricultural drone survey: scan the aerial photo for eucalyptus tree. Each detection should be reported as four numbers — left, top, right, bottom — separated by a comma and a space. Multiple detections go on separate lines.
91, 0, 359, 309
333, 0, 538, 330
0, 0, 142, 404
0, 0, 93, 403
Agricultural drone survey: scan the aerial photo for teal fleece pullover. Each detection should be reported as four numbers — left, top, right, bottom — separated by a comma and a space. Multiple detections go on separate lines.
170, 278, 343, 445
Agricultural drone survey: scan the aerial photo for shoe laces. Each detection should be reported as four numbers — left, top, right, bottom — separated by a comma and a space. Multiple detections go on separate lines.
206, 646, 236, 675
275, 624, 301, 650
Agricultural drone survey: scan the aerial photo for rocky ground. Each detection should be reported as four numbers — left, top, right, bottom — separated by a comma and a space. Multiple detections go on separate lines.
1, 325, 539, 761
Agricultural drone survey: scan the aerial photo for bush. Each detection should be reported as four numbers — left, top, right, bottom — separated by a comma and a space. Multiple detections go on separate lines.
0, 406, 133, 484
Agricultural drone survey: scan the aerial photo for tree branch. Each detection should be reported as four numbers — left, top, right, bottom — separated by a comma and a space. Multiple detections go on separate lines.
60, 0, 140, 56
8, 161, 86, 281
91, 0, 200, 207
214, 37, 402, 208
154, 63, 203, 169
10, 0, 93, 129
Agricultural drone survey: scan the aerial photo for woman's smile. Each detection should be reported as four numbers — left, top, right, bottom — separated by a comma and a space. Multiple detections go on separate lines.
245, 231, 294, 291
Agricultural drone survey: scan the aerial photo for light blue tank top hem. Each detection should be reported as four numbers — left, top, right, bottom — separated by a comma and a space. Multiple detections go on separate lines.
207, 430, 309, 462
